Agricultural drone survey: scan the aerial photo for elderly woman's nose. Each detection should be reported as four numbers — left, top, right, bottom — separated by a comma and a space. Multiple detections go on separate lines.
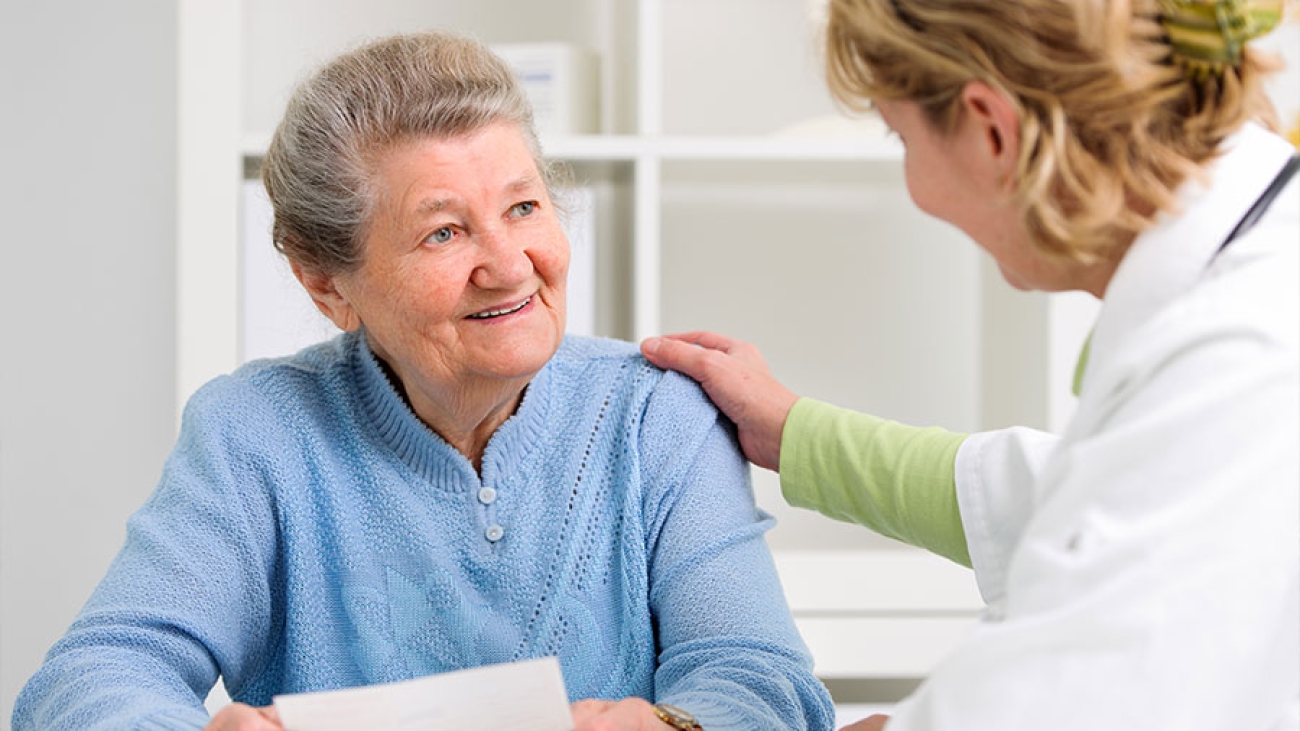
471, 228, 533, 287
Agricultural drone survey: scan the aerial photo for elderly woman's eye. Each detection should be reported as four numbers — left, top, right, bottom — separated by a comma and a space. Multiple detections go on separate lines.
510, 201, 537, 218
427, 227, 454, 244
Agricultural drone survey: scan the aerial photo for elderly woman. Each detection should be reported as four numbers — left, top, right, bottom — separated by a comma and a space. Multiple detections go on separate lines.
13, 32, 834, 731
645, 0, 1298, 730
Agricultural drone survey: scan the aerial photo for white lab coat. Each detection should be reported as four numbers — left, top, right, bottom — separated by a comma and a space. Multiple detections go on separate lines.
889, 124, 1300, 730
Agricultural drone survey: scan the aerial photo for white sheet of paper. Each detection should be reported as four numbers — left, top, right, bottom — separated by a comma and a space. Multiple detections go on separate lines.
273, 656, 573, 731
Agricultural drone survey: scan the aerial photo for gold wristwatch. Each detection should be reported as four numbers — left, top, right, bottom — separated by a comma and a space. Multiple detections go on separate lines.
652, 703, 703, 730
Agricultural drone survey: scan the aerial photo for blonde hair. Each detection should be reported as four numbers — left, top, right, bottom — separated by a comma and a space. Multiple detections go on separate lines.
825, 0, 1281, 262
263, 31, 558, 275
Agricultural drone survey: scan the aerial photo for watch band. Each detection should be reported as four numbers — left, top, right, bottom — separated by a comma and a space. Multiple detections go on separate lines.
652, 702, 703, 730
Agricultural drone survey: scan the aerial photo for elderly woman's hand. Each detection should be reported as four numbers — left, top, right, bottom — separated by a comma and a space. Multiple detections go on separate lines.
840, 713, 890, 731
202, 703, 283, 731
570, 697, 675, 730
641, 332, 798, 472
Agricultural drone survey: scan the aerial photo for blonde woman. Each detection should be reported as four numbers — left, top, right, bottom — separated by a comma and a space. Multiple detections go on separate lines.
644, 1, 1299, 729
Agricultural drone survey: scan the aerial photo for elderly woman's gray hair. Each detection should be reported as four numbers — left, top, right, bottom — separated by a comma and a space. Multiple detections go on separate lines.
262, 31, 554, 275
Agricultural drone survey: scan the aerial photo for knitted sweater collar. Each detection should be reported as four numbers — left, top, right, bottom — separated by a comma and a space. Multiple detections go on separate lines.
346, 330, 556, 488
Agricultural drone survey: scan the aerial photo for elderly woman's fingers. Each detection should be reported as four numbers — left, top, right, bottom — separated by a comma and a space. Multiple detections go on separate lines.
840, 713, 891, 731
570, 697, 664, 730
203, 703, 283, 731
570, 699, 617, 725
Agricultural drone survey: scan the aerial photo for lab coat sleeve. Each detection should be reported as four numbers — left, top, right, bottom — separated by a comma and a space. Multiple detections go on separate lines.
951, 426, 1059, 605
885, 300, 1300, 730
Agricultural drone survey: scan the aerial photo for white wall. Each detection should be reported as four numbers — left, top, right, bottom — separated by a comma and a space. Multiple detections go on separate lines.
0, 2, 178, 725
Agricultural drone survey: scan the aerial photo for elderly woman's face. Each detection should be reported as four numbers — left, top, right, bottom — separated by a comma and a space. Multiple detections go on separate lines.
323, 122, 569, 401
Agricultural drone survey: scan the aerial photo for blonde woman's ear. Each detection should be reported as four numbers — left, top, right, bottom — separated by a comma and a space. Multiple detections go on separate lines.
959, 80, 1021, 190
290, 260, 363, 332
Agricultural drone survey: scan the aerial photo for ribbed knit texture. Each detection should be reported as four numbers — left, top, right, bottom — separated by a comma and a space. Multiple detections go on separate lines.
13, 332, 834, 731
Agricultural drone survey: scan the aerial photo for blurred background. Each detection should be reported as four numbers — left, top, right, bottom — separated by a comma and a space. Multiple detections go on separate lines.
1, 1, 1295, 726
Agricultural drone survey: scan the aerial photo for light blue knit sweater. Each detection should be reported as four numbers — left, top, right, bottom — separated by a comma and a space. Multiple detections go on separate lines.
14, 332, 834, 730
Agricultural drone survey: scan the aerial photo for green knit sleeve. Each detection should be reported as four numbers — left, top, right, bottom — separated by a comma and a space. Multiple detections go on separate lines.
779, 398, 971, 567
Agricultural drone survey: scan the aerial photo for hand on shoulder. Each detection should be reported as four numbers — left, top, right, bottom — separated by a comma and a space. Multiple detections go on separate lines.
641, 332, 798, 471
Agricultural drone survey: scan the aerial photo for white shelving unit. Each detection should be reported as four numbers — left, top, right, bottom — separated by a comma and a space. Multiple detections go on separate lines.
178, 0, 1098, 696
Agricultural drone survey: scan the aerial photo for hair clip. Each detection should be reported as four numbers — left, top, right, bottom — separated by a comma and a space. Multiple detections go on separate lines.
1157, 0, 1284, 78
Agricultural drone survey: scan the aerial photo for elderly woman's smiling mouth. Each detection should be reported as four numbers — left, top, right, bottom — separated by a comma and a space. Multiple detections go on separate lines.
467, 295, 534, 320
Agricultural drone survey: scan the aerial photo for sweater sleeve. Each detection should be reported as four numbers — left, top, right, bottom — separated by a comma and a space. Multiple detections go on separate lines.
639, 373, 836, 731
779, 398, 972, 567
12, 377, 281, 731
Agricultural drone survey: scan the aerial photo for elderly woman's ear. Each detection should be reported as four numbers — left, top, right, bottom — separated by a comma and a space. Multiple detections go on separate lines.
291, 260, 363, 332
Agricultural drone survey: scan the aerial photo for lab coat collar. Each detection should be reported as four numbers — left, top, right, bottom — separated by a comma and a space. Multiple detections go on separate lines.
1080, 123, 1296, 393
